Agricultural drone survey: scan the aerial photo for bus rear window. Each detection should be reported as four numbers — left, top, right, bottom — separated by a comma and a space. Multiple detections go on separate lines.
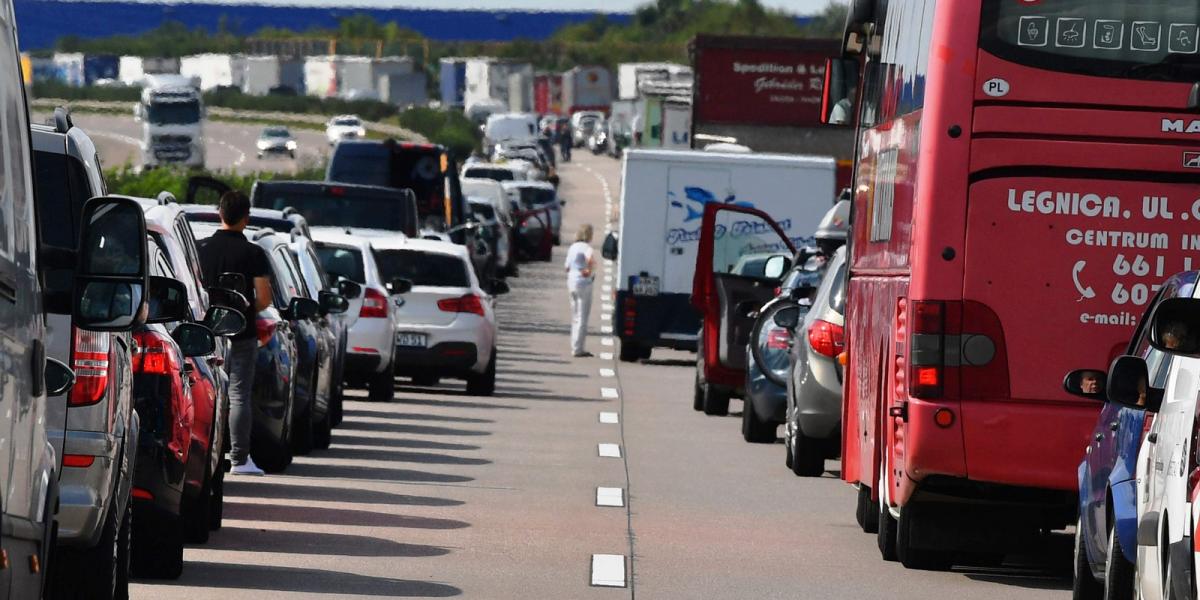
981, 0, 1200, 82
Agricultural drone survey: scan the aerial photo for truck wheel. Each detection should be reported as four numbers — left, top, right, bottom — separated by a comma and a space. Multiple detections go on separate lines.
466, 350, 497, 396
130, 509, 183, 579
619, 340, 643, 363
702, 383, 730, 416
368, 360, 395, 402
856, 485, 878, 534
877, 465, 898, 561
1102, 521, 1134, 600
789, 428, 825, 476
741, 399, 777, 443
896, 504, 953, 571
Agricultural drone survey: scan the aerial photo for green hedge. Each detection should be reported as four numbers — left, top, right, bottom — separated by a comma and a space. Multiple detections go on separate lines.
390, 107, 481, 159
104, 164, 326, 202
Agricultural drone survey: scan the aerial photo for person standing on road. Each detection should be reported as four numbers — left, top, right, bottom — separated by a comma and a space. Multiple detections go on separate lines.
566, 224, 595, 357
198, 191, 273, 476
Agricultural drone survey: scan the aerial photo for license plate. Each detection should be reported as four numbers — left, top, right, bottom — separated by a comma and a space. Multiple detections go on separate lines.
632, 275, 660, 297
395, 332, 428, 348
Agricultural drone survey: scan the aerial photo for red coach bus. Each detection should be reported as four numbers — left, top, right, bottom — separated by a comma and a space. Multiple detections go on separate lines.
822, 0, 1200, 569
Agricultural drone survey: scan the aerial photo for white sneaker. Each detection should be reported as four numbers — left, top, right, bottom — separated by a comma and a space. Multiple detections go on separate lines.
230, 456, 265, 476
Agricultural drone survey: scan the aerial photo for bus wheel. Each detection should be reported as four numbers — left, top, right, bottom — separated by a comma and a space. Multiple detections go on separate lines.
896, 504, 953, 571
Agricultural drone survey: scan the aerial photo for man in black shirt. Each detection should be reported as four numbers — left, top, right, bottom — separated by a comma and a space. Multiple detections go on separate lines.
198, 191, 272, 475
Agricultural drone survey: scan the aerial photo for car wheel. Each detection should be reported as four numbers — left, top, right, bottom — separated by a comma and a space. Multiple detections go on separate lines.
313, 408, 333, 450
702, 383, 731, 416
181, 468, 213, 544
412, 374, 440, 386
1102, 521, 1134, 600
619, 340, 643, 363
741, 398, 777, 443
208, 465, 225, 531
856, 485, 879, 534
896, 504, 953, 571
291, 385, 315, 455
1073, 516, 1104, 599
130, 509, 183, 580
49, 490, 124, 599
114, 499, 131, 600
368, 360, 395, 402
553, 235, 561, 246
251, 440, 293, 473
693, 369, 705, 412
289, 150, 296, 159
789, 427, 825, 476
466, 350, 497, 396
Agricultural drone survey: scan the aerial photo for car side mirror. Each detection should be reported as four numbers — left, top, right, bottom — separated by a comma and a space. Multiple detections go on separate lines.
773, 306, 802, 329
202, 305, 246, 337
492, 279, 510, 295
1063, 369, 1106, 401
145, 276, 191, 324
284, 296, 321, 321
73, 197, 149, 332
387, 277, 413, 295
1148, 297, 1200, 357
601, 232, 618, 261
319, 290, 349, 315
45, 357, 76, 397
763, 255, 792, 280
172, 322, 216, 357
218, 272, 246, 292
336, 279, 362, 300
1106, 355, 1161, 413
207, 287, 250, 313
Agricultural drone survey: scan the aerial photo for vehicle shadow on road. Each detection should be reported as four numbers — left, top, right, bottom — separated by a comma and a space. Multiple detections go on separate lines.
337, 419, 492, 437
319, 446, 492, 466
331, 433, 481, 452
224, 480, 465, 507
639, 358, 695, 368
344, 409, 496, 424
154, 561, 462, 596
207, 526, 451, 557
283, 462, 475, 484
384, 395, 527, 411
223, 501, 471, 530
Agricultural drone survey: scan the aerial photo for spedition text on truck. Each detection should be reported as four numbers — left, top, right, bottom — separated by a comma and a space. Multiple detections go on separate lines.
825, 0, 1200, 569
611, 149, 834, 362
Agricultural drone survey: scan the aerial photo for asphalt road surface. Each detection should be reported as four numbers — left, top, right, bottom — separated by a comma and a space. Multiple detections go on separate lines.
38, 110, 330, 174
128, 152, 1074, 599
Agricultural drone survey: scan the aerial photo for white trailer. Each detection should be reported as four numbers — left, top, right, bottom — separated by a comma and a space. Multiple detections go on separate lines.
180, 53, 245, 91
239, 55, 302, 96
609, 149, 836, 356
617, 62, 691, 100
304, 56, 338, 98
561, 65, 613, 113
118, 56, 180, 86
464, 58, 533, 111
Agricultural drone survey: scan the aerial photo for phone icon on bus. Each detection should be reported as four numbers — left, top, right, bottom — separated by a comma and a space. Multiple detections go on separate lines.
1093, 20, 1124, 50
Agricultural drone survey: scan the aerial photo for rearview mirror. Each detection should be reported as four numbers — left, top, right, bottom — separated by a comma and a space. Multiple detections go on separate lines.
388, 277, 413, 295
1063, 369, 1106, 401
207, 287, 250, 313
203, 305, 246, 337
73, 197, 149, 332
763, 255, 791, 280
319, 290, 349, 315
146, 276, 190, 324
171, 322, 216, 358
773, 306, 802, 329
45, 357, 75, 397
284, 296, 321, 321
218, 272, 246, 293
821, 57, 859, 126
1148, 297, 1200, 357
336, 279, 362, 300
601, 232, 618, 261
1105, 355, 1161, 413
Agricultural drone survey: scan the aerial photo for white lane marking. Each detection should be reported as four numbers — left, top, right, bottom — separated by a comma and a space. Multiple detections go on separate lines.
601, 337, 614, 346
604, 259, 614, 267
601, 313, 612, 321
598, 443, 622, 458
602, 303, 614, 311
601, 325, 613, 334
212, 139, 247, 168
596, 487, 625, 507
600, 352, 614, 360
591, 554, 627, 587
601, 387, 619, 399
599, 368, 615, 377
602, 284, 612, 293
88, 129, 142, 147
604, 275, 613, 282
599, 411, 619, 424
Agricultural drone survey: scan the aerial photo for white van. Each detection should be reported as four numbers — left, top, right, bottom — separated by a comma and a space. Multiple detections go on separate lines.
608, 149, 836, 361
483, 112, 537, 155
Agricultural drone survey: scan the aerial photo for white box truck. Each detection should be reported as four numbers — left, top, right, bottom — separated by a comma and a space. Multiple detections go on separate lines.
609, 149, 835, 360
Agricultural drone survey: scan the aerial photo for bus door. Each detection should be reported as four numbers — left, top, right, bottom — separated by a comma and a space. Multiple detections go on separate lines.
692, 203, 795, 389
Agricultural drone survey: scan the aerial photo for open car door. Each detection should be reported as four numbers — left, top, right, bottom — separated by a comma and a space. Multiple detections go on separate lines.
186, 175, 233, 206
513, 206, 554, 262
691, 203, 795, 415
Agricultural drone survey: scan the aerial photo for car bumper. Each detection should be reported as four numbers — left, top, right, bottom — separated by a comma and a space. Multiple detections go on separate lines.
52, 429, 123, 546
347, 317, 394, 376
394, 316, 493, 373
792, 349, 843, 439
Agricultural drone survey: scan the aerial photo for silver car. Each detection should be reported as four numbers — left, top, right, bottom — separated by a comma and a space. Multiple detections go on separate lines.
784, 246, 847, 477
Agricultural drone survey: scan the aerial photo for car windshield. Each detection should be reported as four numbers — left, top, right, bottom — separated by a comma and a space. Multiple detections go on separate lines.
516, 187, 556, 207
313, 244, 365, 284
470, 202, 496, 221
147, 101, 200, 125
333, 118, 360, 127
256, 188, 416, 235
373, 249, 469, 288
465, 167, 515, 181
262, 128, 290, 138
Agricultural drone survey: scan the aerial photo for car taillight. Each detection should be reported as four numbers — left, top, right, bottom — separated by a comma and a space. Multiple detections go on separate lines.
68, 327, 110, 406
133, 330, 180, 376
360, 288, 389, 318
256, 317, 278, 348
808, 319, 845, 358
767, 327, 792, 351
437, 294, 485, 317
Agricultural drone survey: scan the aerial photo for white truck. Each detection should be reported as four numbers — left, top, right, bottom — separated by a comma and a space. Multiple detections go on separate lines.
608, 149, 835, 361
135, 74, 206, 169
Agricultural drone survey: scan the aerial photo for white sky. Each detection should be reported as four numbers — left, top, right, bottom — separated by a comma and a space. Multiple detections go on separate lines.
78, 0, 840, 16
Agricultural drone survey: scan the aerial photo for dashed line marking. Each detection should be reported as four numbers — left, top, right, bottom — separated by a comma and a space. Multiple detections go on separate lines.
596, 487, 625, 507
599, 368, 615, 377
601, 387, 619, 399
602, 302, 614, 311
600, 352, 614, 360
600, 325, 613, 334
601, 338, 615, 346
601, 313, 612, 321
602, 284, 612, 293
591, 554, 626, 587
598, 443, 622, 458
599, 411, 619, 424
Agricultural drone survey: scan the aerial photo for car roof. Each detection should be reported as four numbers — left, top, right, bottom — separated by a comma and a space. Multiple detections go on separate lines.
31, 121, 100, 165
252, 179, 404, 198
501, 180, 554, 191
370, 234, 467, 256
309, 226, 377, 249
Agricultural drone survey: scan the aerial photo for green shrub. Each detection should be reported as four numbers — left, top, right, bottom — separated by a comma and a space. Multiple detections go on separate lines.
104, 164, 326, 202
391, 107, 480, 158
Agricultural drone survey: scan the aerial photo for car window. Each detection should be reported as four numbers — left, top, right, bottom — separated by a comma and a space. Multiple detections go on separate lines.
304, 245, 330, 291
173, 217, 206, 297
829, 262, 847, 315
373, 249, 469, 288
314, 244, 365, 284
272, 246, 306, 301
33, 149, 90, 249
712, 211, 792, 277
518, 187, 556, 207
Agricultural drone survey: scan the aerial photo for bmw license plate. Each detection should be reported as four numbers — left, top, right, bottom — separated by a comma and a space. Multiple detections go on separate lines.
396, 332, 428, 348
632, 275, 660, 297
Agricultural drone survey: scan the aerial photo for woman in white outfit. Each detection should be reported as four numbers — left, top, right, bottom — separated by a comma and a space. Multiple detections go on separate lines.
565, 224, 595, 357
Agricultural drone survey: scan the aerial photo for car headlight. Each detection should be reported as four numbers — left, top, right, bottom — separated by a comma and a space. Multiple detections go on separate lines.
356, 127, 367, 137
286, 140, 297, 150
256, 140, 269, 150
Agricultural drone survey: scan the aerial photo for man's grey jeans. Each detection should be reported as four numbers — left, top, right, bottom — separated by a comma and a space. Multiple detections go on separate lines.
226, 338, 257, 464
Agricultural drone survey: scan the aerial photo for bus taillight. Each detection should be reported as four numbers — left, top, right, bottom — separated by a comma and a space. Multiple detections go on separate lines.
909, 301, 946, 399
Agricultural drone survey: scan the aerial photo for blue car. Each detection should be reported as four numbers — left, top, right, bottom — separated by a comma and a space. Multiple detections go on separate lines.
1071, 274, 1192, 598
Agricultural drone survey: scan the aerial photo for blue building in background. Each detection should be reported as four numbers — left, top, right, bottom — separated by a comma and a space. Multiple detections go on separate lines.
14, 0, 632, 50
